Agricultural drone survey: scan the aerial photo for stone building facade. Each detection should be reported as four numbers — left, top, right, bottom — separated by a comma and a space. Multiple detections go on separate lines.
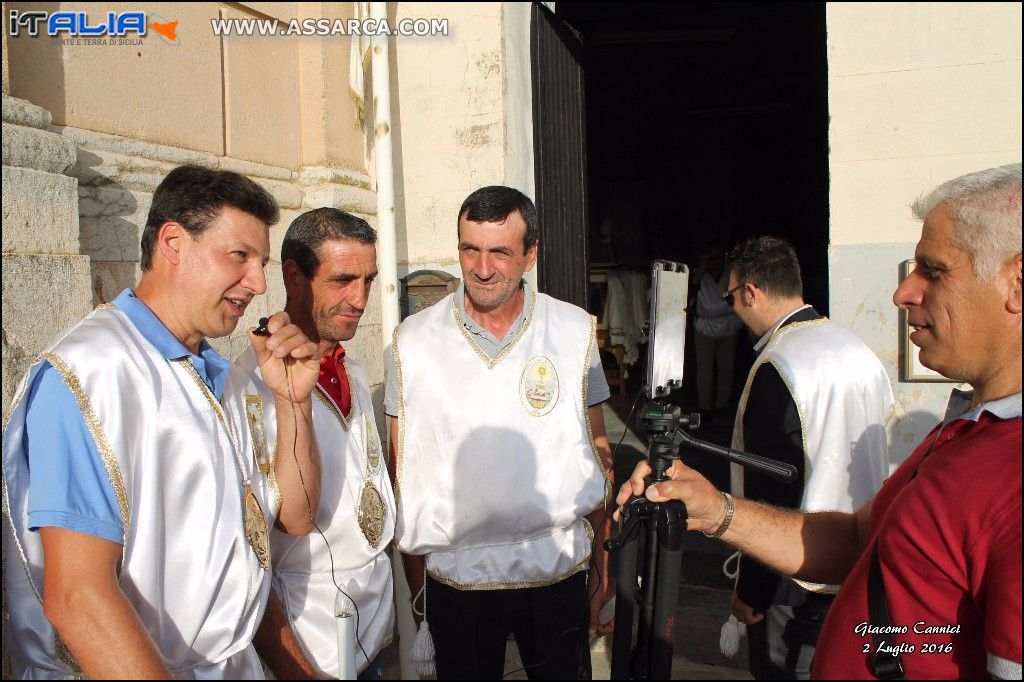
1, 1, 1021, 674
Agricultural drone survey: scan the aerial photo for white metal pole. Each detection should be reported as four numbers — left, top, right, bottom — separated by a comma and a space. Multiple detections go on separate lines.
368, 3, 415, 679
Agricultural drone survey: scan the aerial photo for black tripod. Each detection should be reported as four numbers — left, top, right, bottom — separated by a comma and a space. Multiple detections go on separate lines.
607, 401, 797, 680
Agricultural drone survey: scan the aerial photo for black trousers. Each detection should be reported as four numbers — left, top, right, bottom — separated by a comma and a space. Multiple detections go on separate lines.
425, 571, 592, 680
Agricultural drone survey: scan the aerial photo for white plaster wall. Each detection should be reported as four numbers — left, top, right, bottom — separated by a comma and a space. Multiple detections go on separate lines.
501, 1, 537, 290
389, 3, 537, 289
391, 3, 508, 269
827, 2, 1022, 466
829, 2, 1021, 246
501, 2, 535, 202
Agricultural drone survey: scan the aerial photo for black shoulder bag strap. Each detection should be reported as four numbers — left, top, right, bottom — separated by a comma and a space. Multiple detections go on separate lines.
868, 543, 905, 680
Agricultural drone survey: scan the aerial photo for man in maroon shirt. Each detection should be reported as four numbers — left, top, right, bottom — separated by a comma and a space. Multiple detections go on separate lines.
618, 163, 1022, 679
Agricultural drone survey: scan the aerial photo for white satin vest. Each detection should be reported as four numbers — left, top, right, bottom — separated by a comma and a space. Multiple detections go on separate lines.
393, 292, 609, 589
235, 348, 395, 676
730, 317, 893, 592
2, 305, 275, 679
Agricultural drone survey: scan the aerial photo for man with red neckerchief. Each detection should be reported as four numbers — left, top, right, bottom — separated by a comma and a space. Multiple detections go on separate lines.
240, 208, 396, 680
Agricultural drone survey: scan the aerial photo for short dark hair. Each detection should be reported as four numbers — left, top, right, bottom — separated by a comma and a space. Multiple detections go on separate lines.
282, 207, 377, 278
458, 186, 539, 253
724, 236, 803, 299
140, 165, 279, 271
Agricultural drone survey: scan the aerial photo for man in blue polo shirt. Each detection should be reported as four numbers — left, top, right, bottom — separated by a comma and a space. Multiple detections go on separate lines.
2, 164, 323, 679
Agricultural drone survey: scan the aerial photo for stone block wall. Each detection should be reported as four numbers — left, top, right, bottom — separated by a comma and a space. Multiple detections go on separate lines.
2, 94, 91, 424
2, 116, 383, 410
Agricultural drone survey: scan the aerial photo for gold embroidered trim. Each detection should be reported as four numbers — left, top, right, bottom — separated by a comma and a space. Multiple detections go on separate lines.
41, 351, 128, 672
177, 360, 251, 479
883, 401, 898, 429
762, 317, 828, 479
392, 325, 405, 505
246, 394, 273, 475
2, 476, 83, 673
54, 632, 83, 673
765, 316, 829, 346
42, 353, 131, 545
314, 386, 351, 431
735, 318, 829, 456
317, 385, 386, 548
178, 359, 230, 424
582, 316, 612, 508
793, 578, 841, 594
245, 393, 281, 511
426, 520, 595, 591
177, 360, 270, 569
451, 289, 536, 369
765, 358, 810, 481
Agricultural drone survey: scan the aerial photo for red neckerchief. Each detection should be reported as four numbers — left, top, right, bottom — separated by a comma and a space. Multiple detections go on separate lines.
317, 344, 351, 418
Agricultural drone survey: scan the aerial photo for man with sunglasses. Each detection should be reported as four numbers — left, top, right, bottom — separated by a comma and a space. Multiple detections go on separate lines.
717, 236, 893, 679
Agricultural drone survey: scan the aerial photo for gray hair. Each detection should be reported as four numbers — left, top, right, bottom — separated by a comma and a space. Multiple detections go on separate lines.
912, 163, 1022, 280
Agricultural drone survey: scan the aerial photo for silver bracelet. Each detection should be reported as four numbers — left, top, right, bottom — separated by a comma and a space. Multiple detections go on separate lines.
702, 492, 735, 539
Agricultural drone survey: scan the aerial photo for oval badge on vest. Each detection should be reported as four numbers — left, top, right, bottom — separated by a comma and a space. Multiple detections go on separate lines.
520, 356, 559, 416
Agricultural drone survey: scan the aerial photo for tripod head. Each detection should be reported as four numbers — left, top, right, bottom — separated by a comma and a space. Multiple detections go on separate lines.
638, 398, 798, 485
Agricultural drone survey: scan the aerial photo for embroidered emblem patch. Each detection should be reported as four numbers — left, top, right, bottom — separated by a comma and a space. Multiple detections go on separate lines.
358, 481, 386, 548
520, 356, 559, 416
245, 394, 272, 475
244, 483, 271, 571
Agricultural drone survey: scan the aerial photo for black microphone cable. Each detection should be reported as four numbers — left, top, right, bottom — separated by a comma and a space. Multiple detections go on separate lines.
283, 360, 372, 673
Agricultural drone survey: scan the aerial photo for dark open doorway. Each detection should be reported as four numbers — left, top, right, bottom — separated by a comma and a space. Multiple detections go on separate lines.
561, 0, 831, 311
560, 1, 829, 310
530, 6, 830, 670
536, 1, 830, 408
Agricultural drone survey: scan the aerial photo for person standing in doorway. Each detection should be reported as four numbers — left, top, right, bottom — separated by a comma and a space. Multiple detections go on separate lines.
692, 242, 743, 421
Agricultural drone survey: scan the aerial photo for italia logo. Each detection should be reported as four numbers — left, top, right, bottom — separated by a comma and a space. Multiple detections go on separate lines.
8, 10, 178, 43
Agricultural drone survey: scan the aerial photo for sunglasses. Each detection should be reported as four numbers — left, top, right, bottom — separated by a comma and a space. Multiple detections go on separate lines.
722, 283, 746, 307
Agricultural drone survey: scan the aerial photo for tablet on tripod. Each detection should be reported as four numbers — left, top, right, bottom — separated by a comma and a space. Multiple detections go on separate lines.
645, 260, 689, 399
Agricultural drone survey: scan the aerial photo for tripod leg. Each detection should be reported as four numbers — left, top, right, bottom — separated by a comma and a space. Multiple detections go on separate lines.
648, 500, 687, 679
631, 510, 660, 679
611, 512, 639, 680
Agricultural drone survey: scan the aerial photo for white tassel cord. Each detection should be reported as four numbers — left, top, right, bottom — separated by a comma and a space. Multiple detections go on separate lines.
411, 620, 436, 677
722, 551, 741, 581
410, 566, 436, 677
719, 615, 746, 657
719, 552, 746, 657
